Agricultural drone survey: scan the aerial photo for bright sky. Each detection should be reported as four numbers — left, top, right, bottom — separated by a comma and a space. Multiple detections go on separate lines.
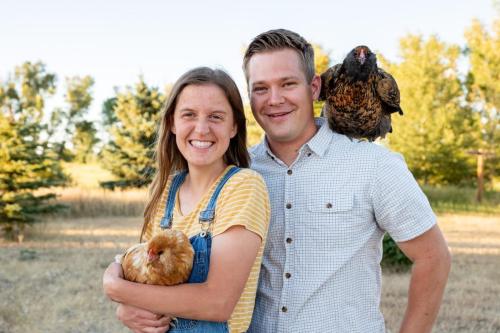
1, 0, 496, 123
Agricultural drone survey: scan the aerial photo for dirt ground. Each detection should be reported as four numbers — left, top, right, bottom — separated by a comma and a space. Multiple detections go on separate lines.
1, 214, 499, 333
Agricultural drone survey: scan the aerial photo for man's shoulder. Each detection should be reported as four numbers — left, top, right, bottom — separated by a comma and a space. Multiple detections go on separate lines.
331, 134, 405, 164
248, 140, 269, 167
248, 140, 265, 156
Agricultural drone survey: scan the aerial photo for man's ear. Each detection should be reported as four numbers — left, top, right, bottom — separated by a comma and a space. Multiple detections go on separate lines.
311, 74, 321, 100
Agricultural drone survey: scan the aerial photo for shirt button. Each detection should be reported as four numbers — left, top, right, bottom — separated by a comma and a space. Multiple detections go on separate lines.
281, 306, 288, 312
286, 237, 292, 244
285, 272, 291, 279
326, 202, 333, 208
286, 203, 292, 209
287, 169, 292, 175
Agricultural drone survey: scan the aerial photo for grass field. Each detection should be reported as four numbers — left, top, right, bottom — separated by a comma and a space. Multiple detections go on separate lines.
1, 214, 499, 333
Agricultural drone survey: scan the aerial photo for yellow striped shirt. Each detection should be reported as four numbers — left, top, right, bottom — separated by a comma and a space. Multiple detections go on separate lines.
143, 166, 270, 332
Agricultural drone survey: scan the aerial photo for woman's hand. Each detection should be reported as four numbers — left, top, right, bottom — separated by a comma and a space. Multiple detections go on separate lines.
116, 303, 171, 333
102, 262, 124, 301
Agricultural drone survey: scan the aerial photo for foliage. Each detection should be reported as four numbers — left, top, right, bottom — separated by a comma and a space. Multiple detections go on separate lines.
245, 106, 264, 147
0, 62, 68, 242
56, 76, 97, 162
72, 120, 100, 163
99, 79, 164, 189
382, 234, 412, 269
464, 17, 500, 183
380, 35, 478, 185
313, 43, 331, 75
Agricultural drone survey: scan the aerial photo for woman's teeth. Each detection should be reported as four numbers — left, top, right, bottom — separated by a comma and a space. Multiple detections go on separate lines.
190, 140, 213, 148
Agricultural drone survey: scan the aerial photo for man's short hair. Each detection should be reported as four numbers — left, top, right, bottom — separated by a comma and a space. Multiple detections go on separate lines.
243, 29, 315, 83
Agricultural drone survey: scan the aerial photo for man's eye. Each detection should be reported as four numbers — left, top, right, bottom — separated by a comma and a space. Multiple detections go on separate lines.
284, 82, 296, 87
253, 87, 267, 93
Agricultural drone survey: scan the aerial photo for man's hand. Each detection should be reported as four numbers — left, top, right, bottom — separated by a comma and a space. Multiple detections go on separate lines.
116, 303, 171, 333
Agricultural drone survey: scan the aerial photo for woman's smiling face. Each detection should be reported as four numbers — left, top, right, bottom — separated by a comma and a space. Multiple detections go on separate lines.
172, 84, 237, 172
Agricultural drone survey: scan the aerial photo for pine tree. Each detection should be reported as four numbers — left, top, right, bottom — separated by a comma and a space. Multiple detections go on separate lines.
0, 62, 67, 242
72, 120, 99, 163
99, 79, 164, 189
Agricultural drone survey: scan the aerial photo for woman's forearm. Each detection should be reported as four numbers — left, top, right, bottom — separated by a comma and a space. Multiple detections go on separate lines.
107, 275, 232, 322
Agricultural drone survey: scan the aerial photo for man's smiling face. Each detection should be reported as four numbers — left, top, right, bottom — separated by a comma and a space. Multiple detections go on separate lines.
247, 48, 320, 150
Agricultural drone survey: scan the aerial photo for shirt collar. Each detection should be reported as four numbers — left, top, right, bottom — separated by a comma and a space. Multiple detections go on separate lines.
250, 117, 335, 159
305, 118, 334, 157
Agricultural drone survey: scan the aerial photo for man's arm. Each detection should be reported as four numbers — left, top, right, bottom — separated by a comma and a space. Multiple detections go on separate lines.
396, 224, 451, 333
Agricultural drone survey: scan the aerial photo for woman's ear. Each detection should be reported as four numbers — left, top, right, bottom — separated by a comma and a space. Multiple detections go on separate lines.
171, 125, 176, 135
230, 123, 237, 139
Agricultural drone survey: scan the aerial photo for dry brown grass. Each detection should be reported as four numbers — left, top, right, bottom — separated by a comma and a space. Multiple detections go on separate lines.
382, 214, 500, 333
51, 187, 147, 218
1, 214, 499, 333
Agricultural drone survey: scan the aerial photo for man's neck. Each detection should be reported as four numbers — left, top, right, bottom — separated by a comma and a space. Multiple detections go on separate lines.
266, 125, 319, 167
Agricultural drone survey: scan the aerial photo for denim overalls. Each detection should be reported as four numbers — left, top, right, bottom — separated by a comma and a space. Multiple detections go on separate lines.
159, 166, 240, 333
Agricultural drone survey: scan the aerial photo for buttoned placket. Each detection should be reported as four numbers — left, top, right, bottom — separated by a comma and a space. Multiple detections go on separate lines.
276, 147, 309, 332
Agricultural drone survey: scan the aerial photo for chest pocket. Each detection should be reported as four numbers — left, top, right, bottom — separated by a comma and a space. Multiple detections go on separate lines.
307, 192, 353, 213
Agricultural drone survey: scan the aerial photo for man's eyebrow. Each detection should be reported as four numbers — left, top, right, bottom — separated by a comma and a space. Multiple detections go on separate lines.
251, 76, 301, 86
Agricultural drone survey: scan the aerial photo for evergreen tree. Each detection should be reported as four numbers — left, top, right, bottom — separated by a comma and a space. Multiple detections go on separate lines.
100, 79, 164, 189
58, 76, 96, 161
380, 35, 477, 185
72, 120, 99, 163
0, 62, 67, 242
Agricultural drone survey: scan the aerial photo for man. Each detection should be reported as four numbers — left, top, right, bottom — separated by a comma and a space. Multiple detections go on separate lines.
244, 29, 451, 333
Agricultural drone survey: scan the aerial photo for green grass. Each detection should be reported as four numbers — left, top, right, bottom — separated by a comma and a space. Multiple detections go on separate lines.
59, 163, 499, 217
422, 185, 500, 214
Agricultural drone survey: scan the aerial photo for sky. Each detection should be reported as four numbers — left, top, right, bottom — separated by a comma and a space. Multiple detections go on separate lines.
0, 0, 497, 124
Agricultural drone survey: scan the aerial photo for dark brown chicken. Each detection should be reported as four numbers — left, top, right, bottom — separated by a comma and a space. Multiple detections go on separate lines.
119, 230, 194, 286
319, 45, 403, 141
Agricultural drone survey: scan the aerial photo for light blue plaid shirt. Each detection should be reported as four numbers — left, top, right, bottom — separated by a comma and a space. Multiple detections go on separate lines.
248, 118, 436, 333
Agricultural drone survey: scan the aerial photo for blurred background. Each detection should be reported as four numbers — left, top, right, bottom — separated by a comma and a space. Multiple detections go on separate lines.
1, 0, 499, 332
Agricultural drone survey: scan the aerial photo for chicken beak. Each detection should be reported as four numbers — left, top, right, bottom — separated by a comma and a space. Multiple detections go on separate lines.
359, 49, 366, 65
147, 249, 159, 263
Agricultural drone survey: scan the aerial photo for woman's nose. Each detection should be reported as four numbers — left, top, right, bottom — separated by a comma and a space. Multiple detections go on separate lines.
194, 118, 210, 134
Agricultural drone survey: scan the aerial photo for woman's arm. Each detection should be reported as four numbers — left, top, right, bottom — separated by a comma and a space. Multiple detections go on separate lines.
103, 225, 261, 322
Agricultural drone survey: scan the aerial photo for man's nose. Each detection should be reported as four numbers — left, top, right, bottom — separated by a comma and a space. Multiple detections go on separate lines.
268, 87, 284, 106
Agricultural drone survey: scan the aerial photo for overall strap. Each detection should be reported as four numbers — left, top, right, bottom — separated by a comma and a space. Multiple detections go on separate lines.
160, 171, 188, 229
199, 166, 241, 223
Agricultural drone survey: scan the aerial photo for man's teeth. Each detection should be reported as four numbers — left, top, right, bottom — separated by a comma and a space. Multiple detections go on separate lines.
190, 140, 213, 148
269, 112, 290, 118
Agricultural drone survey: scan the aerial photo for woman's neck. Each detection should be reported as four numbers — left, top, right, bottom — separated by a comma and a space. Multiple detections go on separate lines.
184, 162, 228, 198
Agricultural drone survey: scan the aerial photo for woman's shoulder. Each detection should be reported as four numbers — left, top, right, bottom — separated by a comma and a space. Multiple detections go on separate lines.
230, 167, 265, 183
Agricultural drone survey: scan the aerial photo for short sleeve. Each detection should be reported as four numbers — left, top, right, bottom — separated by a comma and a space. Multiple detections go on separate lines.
372, 152, 436, 242
212, 169, 271, 240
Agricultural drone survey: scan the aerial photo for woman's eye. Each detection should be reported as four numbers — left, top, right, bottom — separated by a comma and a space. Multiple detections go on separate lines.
210, 114, 223, 120
284, 82, 296, 87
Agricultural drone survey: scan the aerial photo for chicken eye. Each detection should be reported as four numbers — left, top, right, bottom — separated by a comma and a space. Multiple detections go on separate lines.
158, 250, 164, 255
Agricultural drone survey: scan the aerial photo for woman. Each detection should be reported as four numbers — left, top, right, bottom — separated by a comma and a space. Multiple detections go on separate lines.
103, 67, 270, 333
